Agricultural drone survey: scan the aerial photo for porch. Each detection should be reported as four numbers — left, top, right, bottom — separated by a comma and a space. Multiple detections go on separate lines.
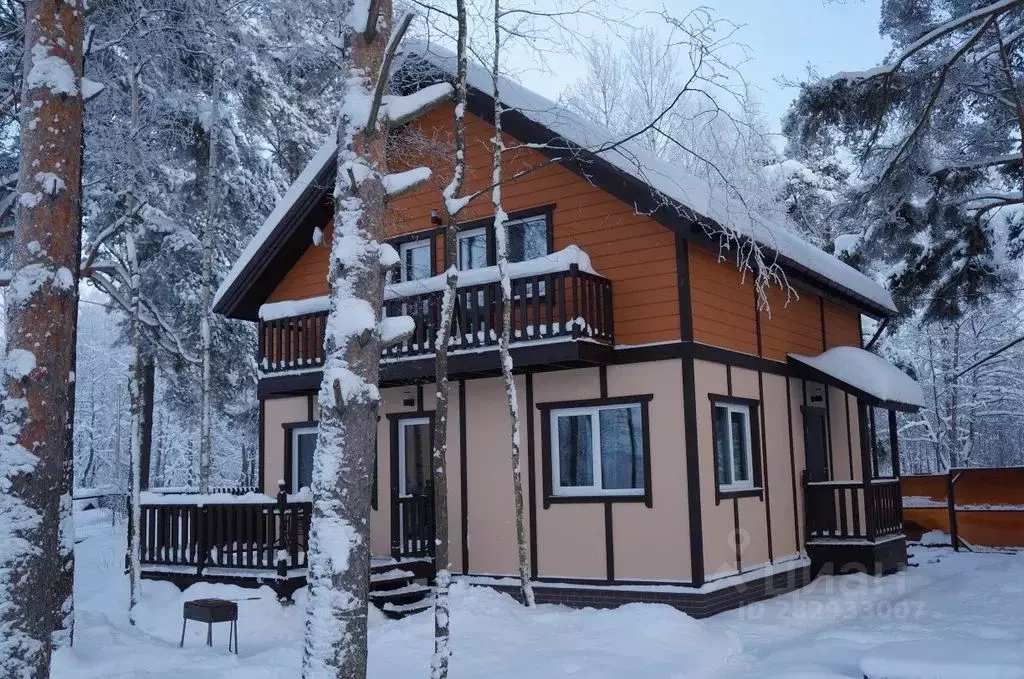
257, 253, 615, 383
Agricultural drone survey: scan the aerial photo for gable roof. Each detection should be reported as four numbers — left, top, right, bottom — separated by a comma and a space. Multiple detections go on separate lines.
214, 40, 896, 320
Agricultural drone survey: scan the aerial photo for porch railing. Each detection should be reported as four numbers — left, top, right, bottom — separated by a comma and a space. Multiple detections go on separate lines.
393, 493, 434, 560
259, 264, 614, 373
139, 484, 310, 578
804, 474, 902, 542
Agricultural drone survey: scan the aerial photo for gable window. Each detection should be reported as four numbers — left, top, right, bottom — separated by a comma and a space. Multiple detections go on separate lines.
399, 238, 432, 282
506, 214, 549, 263
458, 227, 488, 271
546, 398, 651, 500
711, 398, 762, 496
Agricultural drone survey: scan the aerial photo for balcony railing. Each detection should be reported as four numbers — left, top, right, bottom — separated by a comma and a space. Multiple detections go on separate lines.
803, 473, 903, 542
259, 263, 613, 374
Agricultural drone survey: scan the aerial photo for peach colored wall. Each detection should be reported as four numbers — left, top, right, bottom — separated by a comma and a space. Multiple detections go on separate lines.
764, 373, 800, 560
694, 360, 737, 576
608, 360, 691, 581
465, 375, 529, 576
828, 386, 854, 481
531, 368, 605, 579
262, 396, 307, 495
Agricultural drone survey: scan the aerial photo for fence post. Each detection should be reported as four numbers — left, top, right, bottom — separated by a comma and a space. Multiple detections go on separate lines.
276, 481, 288, 577
195, 506, 207, 577
946, 468, 959, 552
569, 263, 580, 340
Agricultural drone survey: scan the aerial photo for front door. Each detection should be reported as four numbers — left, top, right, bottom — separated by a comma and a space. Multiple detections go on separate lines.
395, 417, 434, 558
802, 407, 829, 482
291, 425, 318, 493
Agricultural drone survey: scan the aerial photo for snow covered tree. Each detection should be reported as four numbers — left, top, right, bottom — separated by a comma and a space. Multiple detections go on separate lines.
785, 0, 1024, 319
301, 2, 448, 676
0, 0, 85, 676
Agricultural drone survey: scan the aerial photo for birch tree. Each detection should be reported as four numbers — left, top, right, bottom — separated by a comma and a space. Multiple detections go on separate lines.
302, 1, 449, 676
0, 0, 85, 675
430, 1, 468, 675
490, 0, 534, 607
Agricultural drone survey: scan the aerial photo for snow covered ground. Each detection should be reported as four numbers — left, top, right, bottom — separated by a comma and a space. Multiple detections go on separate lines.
54, 508, 1024, 678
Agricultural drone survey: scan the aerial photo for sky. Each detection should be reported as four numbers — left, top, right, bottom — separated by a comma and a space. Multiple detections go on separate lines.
512, 0, 891, 139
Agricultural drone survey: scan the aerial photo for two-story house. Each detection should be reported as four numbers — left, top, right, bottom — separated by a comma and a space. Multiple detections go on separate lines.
206, 43, 922, 617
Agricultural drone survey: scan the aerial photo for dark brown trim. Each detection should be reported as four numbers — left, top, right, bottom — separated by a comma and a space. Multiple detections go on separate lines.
416, 384, 424, 410
459, 379, 470, 575
604, 502, 614, 581
681, 357, 705, 587
709, 394, 764, 504
785, 377, 801, 554
676, 236, 694, 342
888, 409, 901, 478
733, 497, 742, 572
258, 399, 266, 492
599, 365, 608, 398
845, 392, 854, 476
258, 371, 322, 397
525, 373, 538, 579
725, 364, 733, 396
281, 419, 318, 430
689, 343, 790, 376
757, 369, 774, 563
538, 394, 654, 508
473, 561, 812, 618
824, 386, 835, 481
306, 394, 314, 421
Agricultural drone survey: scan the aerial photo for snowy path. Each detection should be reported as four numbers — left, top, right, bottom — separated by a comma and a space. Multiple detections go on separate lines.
54, 509, 1024, 678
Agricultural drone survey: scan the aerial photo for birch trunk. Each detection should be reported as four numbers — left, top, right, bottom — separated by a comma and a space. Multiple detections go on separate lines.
431, 2, 468, 675
198, 47, 220, 495
491, 0, 534, 607
301, 3, 389, 677
0, 0, 84, 674
126, 227, 143, 625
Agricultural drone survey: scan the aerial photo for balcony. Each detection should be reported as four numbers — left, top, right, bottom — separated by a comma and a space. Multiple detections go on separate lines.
258, 250, 614, 380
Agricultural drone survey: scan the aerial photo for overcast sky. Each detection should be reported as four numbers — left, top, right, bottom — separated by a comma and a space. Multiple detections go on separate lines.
513, 0, 891, 138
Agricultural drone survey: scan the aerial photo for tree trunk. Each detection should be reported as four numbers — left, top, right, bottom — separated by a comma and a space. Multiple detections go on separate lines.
0, 1, 85, 674
198, 47, 220, 495
491, 0, 534, 607
139, 358, 155, 491
301, 3, 390, 677
431, 3, 468, 675
126, 230, 143, 626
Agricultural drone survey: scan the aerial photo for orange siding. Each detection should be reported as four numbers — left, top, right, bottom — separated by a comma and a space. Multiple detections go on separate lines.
759, 285, 824, 361
688, 244, 758, 355
269, 103, 679, 346
823, 300, 861, 349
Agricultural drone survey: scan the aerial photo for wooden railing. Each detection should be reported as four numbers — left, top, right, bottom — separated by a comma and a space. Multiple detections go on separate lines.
139, 485, 310, 578
259, 264, 614, 373
803, 473, 903, 542
393, 493, 434, 560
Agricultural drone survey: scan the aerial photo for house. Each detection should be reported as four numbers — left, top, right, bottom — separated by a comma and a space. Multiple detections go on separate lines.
144, 43, 922, 618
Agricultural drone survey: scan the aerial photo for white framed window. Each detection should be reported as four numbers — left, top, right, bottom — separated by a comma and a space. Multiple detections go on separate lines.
290, 425, 318, 493
457, 227, 488, 270
399, 238, 431, 282
713, 402, 755, 491
550, 403, 646, 497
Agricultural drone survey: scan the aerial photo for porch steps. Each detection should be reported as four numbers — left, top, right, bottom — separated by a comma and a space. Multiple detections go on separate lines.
369, 561, 433, 620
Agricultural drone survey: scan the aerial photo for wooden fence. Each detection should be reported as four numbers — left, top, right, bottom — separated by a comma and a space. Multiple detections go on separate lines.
902, 467, 1024, 550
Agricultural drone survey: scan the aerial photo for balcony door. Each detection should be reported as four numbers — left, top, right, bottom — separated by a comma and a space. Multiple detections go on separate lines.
290, 425, 318, 493
394, 417, 434, 558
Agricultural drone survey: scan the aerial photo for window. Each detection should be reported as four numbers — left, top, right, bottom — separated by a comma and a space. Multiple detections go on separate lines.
291, 425, 318, 493
457, 227, 488, 271
713, 402, 756, 491
399, 238, 431, 282
506, 215, 549, 263
550, 403, 646, 497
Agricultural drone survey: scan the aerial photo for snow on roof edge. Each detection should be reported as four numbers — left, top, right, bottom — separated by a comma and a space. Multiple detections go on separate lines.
788, 347, 924, 408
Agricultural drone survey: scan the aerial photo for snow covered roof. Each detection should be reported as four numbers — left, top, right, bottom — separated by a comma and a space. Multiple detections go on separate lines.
214, 40, 897, 320
788, 347, 924, 411
400, 41, 896, 316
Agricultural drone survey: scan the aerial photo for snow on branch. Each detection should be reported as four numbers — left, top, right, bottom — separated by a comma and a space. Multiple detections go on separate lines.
829, 0, 1024, 84
383, 167, 431, 197
364, 11, 415, 137
379, 315, 415, 347
383, 82, 455, 127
